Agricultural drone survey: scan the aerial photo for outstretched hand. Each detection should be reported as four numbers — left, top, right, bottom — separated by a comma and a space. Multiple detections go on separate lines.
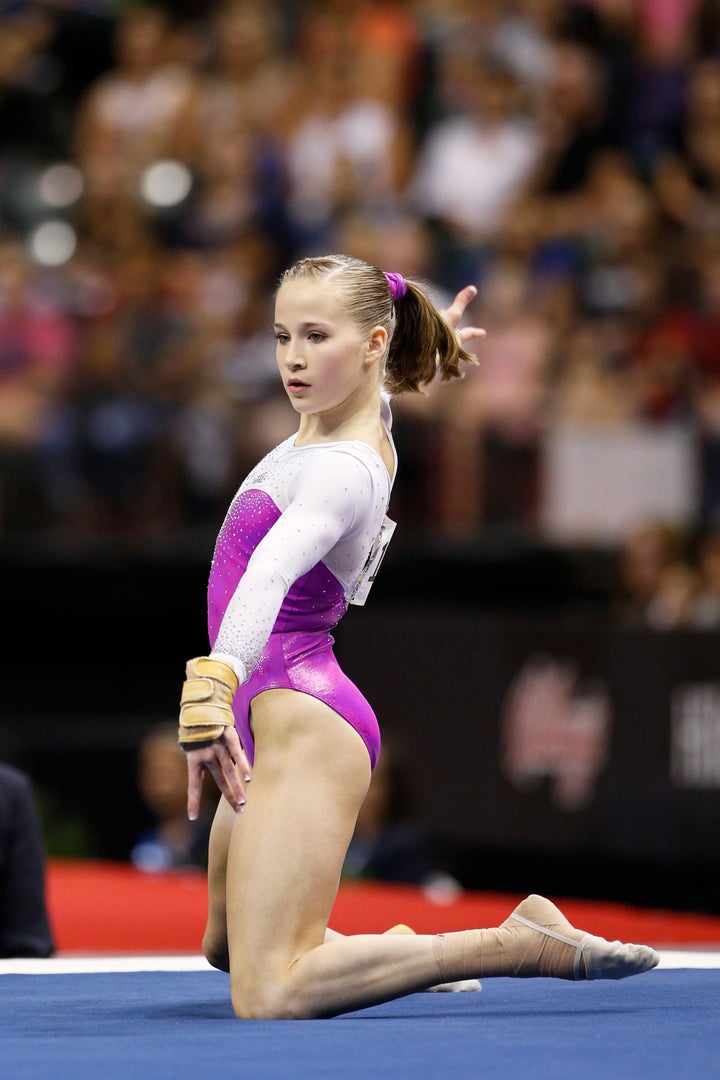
184, 727, 251, 820
440, 284, 486, 357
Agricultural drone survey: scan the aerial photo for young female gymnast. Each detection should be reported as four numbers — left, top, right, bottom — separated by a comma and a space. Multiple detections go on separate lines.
177, 254, 659, 1019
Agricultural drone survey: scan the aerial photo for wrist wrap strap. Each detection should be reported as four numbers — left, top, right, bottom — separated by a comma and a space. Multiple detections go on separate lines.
178, 656, 239, 749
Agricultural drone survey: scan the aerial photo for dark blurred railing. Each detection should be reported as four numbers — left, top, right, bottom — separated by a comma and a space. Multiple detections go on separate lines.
3, 541, 719, 913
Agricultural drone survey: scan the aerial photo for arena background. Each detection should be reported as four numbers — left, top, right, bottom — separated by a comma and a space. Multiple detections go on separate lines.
4, 537, 720, 915
2, 0, 720, 926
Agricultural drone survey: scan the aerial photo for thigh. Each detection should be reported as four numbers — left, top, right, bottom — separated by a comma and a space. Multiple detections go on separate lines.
203, 794, 236, 969
225, 688, 372, 980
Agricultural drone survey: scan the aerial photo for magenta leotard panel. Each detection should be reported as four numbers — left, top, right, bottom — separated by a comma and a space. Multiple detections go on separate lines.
232, 630, 380, 769
208, 488, 381, 768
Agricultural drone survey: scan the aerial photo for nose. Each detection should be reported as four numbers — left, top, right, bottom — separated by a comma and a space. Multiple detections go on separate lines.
285, 344, 306, 370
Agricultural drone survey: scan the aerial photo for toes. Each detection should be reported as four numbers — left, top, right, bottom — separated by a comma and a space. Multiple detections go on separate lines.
583, 938, 660, 980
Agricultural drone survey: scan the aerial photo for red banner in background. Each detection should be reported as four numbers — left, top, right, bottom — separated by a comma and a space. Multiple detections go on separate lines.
46, 859, 720, 955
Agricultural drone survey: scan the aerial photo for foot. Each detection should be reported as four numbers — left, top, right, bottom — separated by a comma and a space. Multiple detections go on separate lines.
504, 895, 660, 981
428, 978, 483, 993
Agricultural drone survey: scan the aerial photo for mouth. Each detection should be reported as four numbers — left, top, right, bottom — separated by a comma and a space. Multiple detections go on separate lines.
287, 378, 310, 394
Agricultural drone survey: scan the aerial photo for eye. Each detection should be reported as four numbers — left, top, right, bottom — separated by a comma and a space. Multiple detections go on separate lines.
274, 332, 289, 345
308, 331, 326, 343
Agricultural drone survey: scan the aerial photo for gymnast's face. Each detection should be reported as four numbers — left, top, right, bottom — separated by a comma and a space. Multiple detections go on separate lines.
274, 278, 378, 420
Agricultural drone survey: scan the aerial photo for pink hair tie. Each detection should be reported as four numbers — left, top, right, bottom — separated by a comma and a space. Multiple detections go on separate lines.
384, 272, 407, 301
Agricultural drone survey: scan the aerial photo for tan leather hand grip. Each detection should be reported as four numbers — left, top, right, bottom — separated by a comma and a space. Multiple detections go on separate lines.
178, 656, 239, 748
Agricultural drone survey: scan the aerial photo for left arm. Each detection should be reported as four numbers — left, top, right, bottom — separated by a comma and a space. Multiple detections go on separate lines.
181, 451, 377, 818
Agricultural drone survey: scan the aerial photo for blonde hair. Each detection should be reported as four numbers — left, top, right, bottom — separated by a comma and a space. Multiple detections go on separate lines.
278, 254, 477, 395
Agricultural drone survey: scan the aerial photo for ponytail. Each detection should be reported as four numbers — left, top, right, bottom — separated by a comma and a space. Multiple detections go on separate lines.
385, 278, 477, 395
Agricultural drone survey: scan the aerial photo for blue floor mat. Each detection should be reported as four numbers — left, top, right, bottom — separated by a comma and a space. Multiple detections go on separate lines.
0, 969, 717, 1080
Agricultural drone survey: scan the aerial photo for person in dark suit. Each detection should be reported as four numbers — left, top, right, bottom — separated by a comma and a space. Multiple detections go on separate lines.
0, 762, 55, 958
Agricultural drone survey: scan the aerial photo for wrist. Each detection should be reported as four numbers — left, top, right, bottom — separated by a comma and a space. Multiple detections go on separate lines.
209, 650, 247, 684
178, 656, 238, 747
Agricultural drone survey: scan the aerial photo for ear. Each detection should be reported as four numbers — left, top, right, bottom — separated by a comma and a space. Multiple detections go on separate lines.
365, 325, 387, 365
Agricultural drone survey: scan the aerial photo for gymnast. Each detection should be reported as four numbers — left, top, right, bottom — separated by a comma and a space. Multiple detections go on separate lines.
177, 253, 659, 1019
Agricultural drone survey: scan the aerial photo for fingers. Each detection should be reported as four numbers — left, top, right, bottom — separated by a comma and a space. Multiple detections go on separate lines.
186, 759, 205, 821
440, 285, 487, 356
455, 283, 478, 311
207, 743, 247, 814
458, 325, 487, 342
457, 325, 487, 355
184, 736, 251, 819
224, 726, 252, 783
444, 284, 478, 327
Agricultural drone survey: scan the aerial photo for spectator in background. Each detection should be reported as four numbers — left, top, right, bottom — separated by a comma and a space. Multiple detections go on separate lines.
4, 0, 720, 555
158, 235, 292, 525
281, 13, 417, 254
651, 55, 720, 236
546, 318, 639, 428
292, 0, 423, 117
0, 233, 78, 534
342, 733, 460, 898
690, 527, 720, 625
615, 518, 697, 627
44, 241, 197, 545
191, 1, 295, 142
164, 2, 291, 253
0, 3, 60, 177
131, 721, 216, 872
694, 0, 720, 57
72, 4, 198, 194
412, 45, 543, 290
433, 254, 554, 532
0, 761, 54, 958
621, 0, 696, 174
529, 37, 615, 202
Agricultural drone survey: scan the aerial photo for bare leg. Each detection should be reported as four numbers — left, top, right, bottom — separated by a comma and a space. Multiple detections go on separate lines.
326, 925, 482, 993
220, 689, 658, 1019
203, 795, 235, 972
205, 813, 421, 973
205, 818, 415, 973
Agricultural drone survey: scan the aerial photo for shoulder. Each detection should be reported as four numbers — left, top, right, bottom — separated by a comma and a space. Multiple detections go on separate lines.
297, 442, 380, 488
289, 444, 390, 532
302, 442, 389, 494
0, 761, 31, 792
0, 763, 33, 814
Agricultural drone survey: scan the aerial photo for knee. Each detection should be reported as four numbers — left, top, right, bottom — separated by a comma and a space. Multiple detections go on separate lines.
202, 932, 229, 973
230, 972, 309, 1021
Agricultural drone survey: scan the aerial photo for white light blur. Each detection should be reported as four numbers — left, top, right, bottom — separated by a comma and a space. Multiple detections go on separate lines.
29, 220, 77, 267
140, 160, 192, 207
39, 163, 84, 208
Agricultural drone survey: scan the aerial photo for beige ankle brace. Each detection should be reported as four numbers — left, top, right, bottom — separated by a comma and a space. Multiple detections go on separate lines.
430, 925, 581, 981
434, 895, 660, 985
432, 931, 476, 984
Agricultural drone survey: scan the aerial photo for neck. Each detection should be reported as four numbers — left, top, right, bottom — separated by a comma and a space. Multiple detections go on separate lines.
296, 386, 382, 445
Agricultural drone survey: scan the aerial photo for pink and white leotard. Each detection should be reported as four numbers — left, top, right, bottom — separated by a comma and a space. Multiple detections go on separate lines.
207, 404, 396, 769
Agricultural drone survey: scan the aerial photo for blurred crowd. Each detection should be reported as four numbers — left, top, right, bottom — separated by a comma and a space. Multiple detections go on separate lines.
3, 0, 720, 584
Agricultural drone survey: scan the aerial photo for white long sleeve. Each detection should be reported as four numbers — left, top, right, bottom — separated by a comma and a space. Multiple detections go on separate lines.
209, 442, 389, 681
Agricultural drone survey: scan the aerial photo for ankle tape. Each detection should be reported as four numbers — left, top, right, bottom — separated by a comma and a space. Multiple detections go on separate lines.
432, 935, 446, 985
510, 913, 591, 979
432, 932, 470, 985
